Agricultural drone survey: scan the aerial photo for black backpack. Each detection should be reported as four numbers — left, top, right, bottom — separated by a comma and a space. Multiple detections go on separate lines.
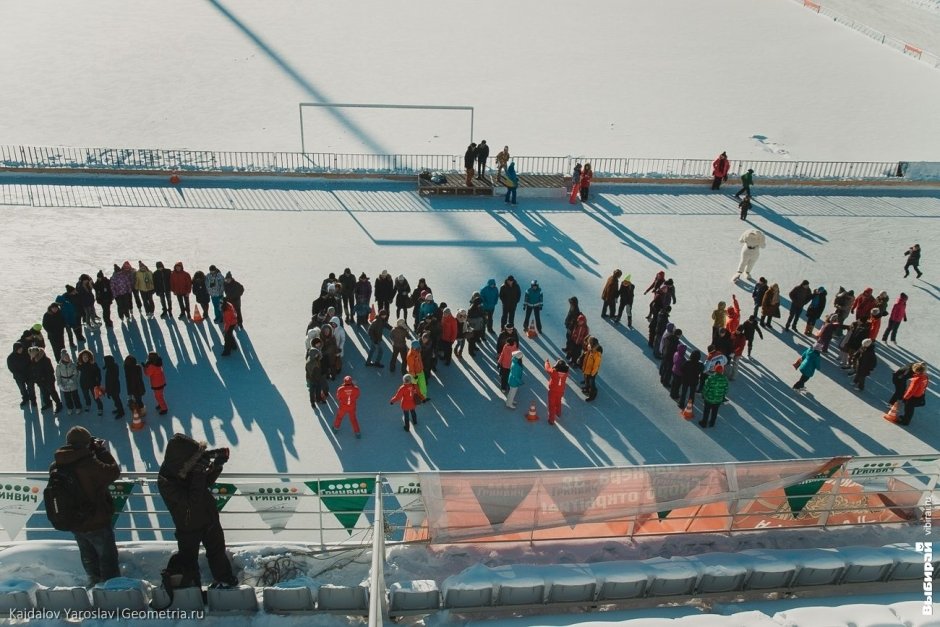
151, 552, 203, 610
44, 463, 93, 532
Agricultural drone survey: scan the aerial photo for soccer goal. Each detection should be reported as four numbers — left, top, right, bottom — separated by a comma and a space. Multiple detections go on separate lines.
298, 102, 474, 156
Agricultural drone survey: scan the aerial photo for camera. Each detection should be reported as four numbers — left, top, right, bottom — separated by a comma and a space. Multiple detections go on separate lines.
91, 437, 107, 449
200, 447, 230, 465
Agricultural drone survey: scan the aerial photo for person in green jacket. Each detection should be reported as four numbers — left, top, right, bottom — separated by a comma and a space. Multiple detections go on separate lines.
734, 168, 754, 199
792, 345, 822, 391
700, 364, 729, 428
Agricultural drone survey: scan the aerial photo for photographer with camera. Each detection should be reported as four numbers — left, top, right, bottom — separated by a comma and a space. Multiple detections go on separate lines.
157, 433, 238, 589
46, 427, 121, 585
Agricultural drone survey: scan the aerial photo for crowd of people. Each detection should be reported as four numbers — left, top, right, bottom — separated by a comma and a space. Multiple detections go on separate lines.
303, 270, 612, 436
6, 262, 245, 419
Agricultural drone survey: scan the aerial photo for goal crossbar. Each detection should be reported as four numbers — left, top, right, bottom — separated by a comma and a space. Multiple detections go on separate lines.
299, 102, 474, 154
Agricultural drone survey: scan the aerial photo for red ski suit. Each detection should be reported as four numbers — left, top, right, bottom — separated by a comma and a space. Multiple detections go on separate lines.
391, 383, 424, 411
545, 361, 568, 424
333, 383, 361, 434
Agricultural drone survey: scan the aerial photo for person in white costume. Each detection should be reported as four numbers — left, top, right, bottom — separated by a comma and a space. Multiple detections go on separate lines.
734, 229, 766, 280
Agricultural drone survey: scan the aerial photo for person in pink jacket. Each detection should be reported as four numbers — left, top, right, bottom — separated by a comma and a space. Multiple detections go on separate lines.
497, 338, 518, 392
881, 293, 908, 343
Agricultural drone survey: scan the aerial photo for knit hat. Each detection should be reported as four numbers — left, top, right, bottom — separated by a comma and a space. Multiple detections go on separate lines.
512, 351, 523, 360
623, 274, 631, 282
531, 280, 538, 286
66, 426, 92, 448
861, 339, 873, 348
343, 376, 353, 385
714, 364, 724, 374
425, 293, 434, 301
359, 273, 368, 280
225, 271, 233, 280
402, 374, 413, 384
397, 319, 407, 328
411, 341, 420, 349
32, 323, 42, 332
60, 349, 70, 359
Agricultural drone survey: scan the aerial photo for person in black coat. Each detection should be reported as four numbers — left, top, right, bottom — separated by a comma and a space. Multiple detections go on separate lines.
475, 140, 490, 180
94, 270, 114, 328
103, 355, 125, 418
615, 277, 636, 326
464, 142, 477, 186
42, 303, 67, 359
339, 268, 357, 323
28, 347, 61, 413
51, 426, 121, 584
157, 433, 237, 588
498, 275, 522, 329
739, 315, 764, 357
223, 272, 245, 328
903, 244, 921, 278
374, 271, 394, 314
152, 261, 173, 319
679, 350, 704, 409
393, 274, 412, 323
650, 306, 671, 356
714, 327, 734, 358
852, 339, 877, 391
192, 271, 210, 319
784, 280, 812, 331
124, 355, 146, 412
77, 350, 103, 414
7, 342, 33, 407
659, 328, 682, 387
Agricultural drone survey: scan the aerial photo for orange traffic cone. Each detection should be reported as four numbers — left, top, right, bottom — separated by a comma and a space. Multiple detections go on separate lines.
192, 305, 203, 323
526, 401, 539, 422
680, 399, 695, 420
129, 402, 146, 431
883, 401, 900, 423
169, 173, 181, 185
526, 321, 538, 338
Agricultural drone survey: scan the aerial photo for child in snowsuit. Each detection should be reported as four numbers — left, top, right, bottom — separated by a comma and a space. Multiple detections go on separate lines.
56, 349, 81, 415
792, 346, 821, 390
391, 374, 424, 432
333, 376, 361, 438
545, 359, 569, 425
143, 352, 169, 415
505, 351, 524, 409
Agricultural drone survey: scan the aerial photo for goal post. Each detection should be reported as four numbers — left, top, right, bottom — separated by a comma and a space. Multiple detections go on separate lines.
298, 102, 474, 155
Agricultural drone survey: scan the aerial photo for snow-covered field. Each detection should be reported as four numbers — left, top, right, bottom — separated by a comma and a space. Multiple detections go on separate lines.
0, 0, 939, 161
1, 178, 937, 475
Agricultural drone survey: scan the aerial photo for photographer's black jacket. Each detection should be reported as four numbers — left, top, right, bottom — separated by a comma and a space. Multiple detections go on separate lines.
51, 443, 120, 532
158, 434, 224, 532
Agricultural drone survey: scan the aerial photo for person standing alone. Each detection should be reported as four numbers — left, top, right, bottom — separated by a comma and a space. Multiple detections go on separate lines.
711, 152, 730, 190
903, 244, 922, 278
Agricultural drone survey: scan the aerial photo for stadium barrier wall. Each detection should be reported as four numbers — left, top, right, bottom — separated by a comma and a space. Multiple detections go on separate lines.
0, 144, 928, 181
0, 455, 937, 547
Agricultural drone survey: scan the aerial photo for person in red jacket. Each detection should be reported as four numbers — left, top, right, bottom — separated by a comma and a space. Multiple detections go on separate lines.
851, 287, 876, 321
711, 151, 730, 190
333, 376, 361, 438
170, 262, 193, 321
439, 308, 458, 366
221, 299, 239, 356
725, 295, 741, 335
390, 374, 424, 432
899, 363, 928, 426
579, 163, 594, 202
882, 293, 908, 343
544, 359, 569, 425
142, 351, 169, 415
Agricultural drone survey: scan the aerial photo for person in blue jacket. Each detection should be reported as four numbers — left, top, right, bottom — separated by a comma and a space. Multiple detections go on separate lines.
480, 279, 499, 334
522, 280, 544, 333
503, 162, 519, 205
792, 345, 821, 391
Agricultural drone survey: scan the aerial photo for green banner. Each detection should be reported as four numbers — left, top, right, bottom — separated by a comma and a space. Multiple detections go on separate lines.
211, 483, 238, 511
109, 481, 136, 526
305, 478, 376, 535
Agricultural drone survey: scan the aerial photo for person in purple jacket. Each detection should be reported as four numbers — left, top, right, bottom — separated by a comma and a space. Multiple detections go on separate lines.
110, 262, 137, 322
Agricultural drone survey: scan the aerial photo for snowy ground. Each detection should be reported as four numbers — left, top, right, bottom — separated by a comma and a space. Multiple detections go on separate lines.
813, 0, 940, 55
1, 0, 939, 161
1, 176, 938, 477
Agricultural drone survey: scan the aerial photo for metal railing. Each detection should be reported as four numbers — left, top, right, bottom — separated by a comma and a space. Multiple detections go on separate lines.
1, 455, 937, 547
0, 144, 908, 181
792, 0, 940, 69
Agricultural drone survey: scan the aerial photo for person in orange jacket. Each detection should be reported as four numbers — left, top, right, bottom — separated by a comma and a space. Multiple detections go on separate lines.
544, 358, 570, 425
899, 363, 929, 425
406, 341, 428, 400
581, 337, 603, 401
333, 376, 361, 438
725, 295, 741, 335
142, 351, 168, 415
221, 298, 239, 357
390, 374, 425, 432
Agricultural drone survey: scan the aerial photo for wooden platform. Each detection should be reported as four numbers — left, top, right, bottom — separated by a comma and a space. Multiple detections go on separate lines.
418, 173, 568, 196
